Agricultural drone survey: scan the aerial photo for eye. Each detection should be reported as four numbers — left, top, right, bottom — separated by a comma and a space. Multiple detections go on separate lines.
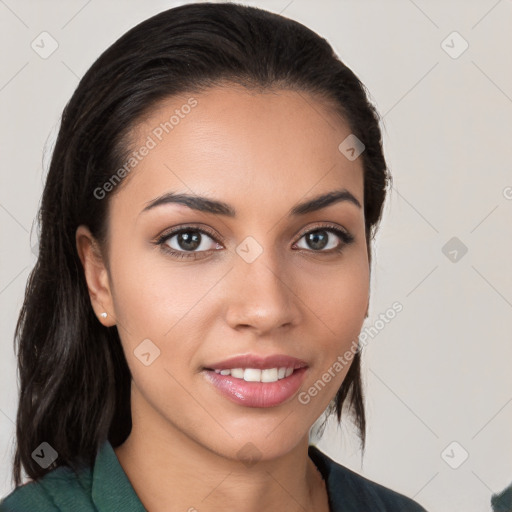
294, 224, 354, 253
155, 226, 222, 259
154, 223, 354, 260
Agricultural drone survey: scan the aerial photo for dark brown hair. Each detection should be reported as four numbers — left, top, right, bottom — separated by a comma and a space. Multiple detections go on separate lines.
12, 1, 389, 486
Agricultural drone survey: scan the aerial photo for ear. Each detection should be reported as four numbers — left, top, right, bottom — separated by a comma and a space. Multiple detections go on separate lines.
75, 225, 116, 327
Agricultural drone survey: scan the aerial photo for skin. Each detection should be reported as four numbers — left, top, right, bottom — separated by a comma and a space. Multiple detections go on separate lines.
76, 84, 369, 512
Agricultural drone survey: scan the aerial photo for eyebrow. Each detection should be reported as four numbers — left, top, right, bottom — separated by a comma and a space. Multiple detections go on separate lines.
140, 188, 361, 218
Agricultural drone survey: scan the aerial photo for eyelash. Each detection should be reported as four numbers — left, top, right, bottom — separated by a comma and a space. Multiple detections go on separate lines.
154, 223, 355, 260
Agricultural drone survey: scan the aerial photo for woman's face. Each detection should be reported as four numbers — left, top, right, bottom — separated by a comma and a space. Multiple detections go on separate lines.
81, 84, 369, 460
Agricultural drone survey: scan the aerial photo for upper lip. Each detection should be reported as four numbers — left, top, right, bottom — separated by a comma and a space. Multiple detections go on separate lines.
204, 354, 308, 371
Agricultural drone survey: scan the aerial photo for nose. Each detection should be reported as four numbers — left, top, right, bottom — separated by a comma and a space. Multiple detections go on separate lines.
223, 244, 303, 336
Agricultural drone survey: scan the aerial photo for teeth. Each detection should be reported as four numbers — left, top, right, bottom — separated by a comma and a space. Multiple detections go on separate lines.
244, 368, 261, 382
261, 368, 278, 382
212, 366, 297, 382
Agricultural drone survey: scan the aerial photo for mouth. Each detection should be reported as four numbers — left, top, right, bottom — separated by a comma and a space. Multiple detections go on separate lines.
202, 354, 309, 408
204, 366, 299, 382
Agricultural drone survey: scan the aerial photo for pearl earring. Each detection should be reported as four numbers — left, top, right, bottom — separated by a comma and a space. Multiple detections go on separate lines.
100, 312, 108, 318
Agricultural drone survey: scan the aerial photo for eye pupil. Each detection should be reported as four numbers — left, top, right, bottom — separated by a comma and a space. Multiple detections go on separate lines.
178, 231, 201, 251
306, 230, 328, 250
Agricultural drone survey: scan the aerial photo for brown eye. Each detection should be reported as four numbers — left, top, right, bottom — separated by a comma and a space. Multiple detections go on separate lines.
294, 226, 354, 253
166, 230, 204, 252
156, 227, 222, 259
301, 230, 331, 250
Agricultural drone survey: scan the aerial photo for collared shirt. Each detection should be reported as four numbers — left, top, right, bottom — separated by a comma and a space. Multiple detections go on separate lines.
0, 441, 428, 511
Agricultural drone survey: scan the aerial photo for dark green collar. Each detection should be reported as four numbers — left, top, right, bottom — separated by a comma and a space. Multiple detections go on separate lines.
91, 441, 146, 511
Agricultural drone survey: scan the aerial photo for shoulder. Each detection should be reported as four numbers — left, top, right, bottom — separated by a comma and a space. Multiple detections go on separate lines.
308, 445, 428, 512
333, 464, 428, 511
0, 464, 94, 512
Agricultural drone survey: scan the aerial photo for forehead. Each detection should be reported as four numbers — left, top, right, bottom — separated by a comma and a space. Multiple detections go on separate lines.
112, 85, 364, 221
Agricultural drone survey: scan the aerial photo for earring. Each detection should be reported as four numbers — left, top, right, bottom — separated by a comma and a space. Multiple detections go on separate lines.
100, 312, 108, 319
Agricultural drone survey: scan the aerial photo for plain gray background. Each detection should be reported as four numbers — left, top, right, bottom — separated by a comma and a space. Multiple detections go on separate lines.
1, 1, 511, 511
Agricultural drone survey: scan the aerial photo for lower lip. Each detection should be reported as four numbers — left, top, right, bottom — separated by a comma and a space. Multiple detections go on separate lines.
203, 367, 308, 408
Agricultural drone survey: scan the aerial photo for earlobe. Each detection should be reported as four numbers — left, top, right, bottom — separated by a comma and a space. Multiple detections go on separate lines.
75, 225, 116, 326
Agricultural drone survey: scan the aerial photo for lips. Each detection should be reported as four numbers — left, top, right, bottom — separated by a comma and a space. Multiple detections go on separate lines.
202, 354, 309, 408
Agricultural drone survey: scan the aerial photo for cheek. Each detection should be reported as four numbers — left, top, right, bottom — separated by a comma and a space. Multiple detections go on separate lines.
302, 248, 369, 342
107, 247, 207, 406
298, 246, 369, 402
327, 274, 368, 343
297, 258, 368, 412
108, 241, 217, 339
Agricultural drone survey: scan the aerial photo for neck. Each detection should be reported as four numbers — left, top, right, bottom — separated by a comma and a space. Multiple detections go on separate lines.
114, 393, 329, 512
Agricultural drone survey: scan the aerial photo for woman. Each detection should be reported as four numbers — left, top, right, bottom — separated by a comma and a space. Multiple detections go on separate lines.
1, 3, 428, 511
